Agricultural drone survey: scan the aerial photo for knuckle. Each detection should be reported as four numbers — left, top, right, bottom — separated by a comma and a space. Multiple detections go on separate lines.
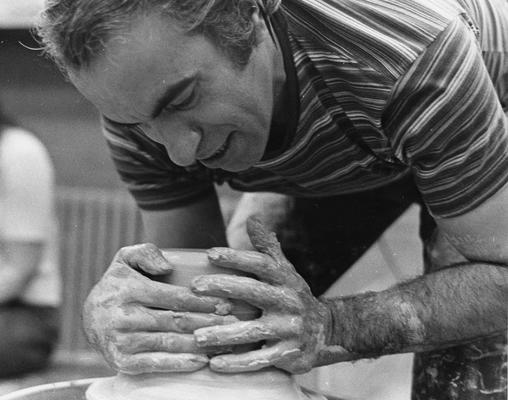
171, 290, 190, 309
106, 262, 137, 284
114, 355, 131, 373
171, 312, 192, 331
126, 242, 159, 257
115, 245, 137, 259
105, 343, 125, 370
279, 316, 303, 337
115, 242, 159, 264
160, 334, 178, 349
114, 334, 133, 353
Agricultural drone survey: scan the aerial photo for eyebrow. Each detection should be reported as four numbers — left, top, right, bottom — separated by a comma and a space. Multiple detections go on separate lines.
151, 76, 196, 118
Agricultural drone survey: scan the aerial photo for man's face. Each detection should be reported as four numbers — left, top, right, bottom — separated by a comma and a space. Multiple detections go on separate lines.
72, 13, 282, 172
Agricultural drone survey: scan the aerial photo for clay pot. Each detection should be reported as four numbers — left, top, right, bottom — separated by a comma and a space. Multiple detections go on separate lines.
159, 249, 260, 323
85, 249, 328, 400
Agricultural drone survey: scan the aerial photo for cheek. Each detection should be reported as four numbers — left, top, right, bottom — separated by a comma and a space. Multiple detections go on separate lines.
138, 123, 161, 142
200, 81, 262, 122
137, 123, 176, 151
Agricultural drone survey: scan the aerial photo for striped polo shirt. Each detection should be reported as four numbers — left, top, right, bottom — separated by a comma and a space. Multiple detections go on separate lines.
103, 0, 508, 218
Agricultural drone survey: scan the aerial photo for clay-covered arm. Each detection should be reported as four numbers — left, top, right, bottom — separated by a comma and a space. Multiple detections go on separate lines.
319, 262, 507, 364
192, 193, 507, 372
321, 178, 508, 361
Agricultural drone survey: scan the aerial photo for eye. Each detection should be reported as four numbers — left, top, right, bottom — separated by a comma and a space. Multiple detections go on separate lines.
169, 85, 199, 111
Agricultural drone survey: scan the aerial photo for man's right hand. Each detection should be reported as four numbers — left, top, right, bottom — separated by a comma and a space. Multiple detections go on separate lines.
82, 243, 235, 375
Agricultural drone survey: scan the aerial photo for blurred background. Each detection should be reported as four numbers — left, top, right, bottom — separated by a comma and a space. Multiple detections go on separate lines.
1, 0, 123, 189
0, 0, 128, 392
0, 2, 422, 399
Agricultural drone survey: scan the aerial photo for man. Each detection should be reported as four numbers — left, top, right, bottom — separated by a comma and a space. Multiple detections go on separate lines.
37, 0, 507, 398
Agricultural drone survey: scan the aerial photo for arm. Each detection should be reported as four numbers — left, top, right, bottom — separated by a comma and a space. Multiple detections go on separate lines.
226, 192, 292, 250
0, 243, 43, 303
189, 167, 507, 373
319, 181, 508, 362
189, 201, 506, 373
142, 191, 227, 248
0, 128, 53, 303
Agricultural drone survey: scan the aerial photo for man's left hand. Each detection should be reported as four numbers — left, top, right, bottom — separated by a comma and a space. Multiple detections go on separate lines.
191, 217, 344, 374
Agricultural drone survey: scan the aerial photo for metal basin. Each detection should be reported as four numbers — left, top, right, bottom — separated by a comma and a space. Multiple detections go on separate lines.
0, 379, 94, 400
0, 378, 346, 400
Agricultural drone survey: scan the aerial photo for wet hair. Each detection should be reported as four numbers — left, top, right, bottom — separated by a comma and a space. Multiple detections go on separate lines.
36, 0, 281, 73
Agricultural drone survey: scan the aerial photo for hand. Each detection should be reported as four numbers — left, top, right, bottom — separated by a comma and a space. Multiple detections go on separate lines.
82, 243, 237, 375
227, 192, 293, 250
191, 217, 338, 374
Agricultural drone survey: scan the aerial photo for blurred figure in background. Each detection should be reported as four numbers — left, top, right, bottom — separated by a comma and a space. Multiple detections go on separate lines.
0, 105, 61, 377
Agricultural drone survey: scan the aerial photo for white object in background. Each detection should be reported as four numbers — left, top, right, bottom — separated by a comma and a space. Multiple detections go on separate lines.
0, 0, 45, 28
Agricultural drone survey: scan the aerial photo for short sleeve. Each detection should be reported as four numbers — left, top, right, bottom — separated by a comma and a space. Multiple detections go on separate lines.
0, 129, 55, 241
383, 16, 508, 218
102, 117, 215, 210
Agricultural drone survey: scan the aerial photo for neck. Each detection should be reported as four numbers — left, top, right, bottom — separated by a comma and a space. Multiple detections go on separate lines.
270, 31, 288, 122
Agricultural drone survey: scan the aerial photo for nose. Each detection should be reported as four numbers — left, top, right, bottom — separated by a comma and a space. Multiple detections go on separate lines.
150, 116, 202, 167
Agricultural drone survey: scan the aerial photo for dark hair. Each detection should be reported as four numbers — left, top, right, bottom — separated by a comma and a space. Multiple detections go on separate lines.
36, 0, 281, 73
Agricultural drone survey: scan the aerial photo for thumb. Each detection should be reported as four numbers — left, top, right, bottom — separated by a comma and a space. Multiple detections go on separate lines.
115, 243, 174, 275
246, 215, 283, 259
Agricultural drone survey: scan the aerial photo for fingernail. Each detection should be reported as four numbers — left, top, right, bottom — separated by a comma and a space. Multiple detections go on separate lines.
214, 301, 231, 315
191, 354, 209, 363
210, 358, 227, 370
207, 247, 231, 261
207, 248, 221, 261
195, 332, 208, 346
191, 277, 209, 292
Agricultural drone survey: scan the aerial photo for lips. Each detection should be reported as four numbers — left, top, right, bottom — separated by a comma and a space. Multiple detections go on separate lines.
201, 134, 233, 164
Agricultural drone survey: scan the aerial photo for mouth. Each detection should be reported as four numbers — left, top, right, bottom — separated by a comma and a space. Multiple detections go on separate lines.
201, 134, 233, 164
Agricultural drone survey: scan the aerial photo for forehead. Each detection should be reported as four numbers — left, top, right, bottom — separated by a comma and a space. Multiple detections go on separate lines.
69, 14, 213, 122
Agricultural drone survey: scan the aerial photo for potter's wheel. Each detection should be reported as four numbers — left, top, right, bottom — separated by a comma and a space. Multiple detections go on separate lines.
86, 368, 327, 400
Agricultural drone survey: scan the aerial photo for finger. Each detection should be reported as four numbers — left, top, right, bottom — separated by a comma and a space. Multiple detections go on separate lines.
208, 341, 302, 373
192, 275, 301, 312
246, 216, 285, 260
115, 332, 199, 354
207, 248, 288, 284
194, 316, 301, 347
114, 243, 173, 275
116, 352, 208, 375
118, 308, 239, 332
136, 281, 232, 315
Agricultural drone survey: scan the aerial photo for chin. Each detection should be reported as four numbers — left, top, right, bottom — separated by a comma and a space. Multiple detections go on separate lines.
222, 163, 253, 172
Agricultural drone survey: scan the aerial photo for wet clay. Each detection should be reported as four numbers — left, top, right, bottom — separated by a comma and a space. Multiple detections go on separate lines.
86, 249, 328, 400
86, 367, 328, 400
159, 249, 260, 324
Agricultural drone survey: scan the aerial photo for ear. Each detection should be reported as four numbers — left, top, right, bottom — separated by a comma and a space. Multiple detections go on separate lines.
251, 2, 277, 44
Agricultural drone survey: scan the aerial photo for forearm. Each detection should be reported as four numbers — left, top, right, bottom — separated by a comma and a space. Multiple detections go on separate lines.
0, 266, 31, 303
317, 263, 507, 365
142, 193, 228, 249
0, 242, 43, 303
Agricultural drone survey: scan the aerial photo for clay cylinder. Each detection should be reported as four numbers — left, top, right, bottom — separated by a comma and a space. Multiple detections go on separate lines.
158, 249, 261, 353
